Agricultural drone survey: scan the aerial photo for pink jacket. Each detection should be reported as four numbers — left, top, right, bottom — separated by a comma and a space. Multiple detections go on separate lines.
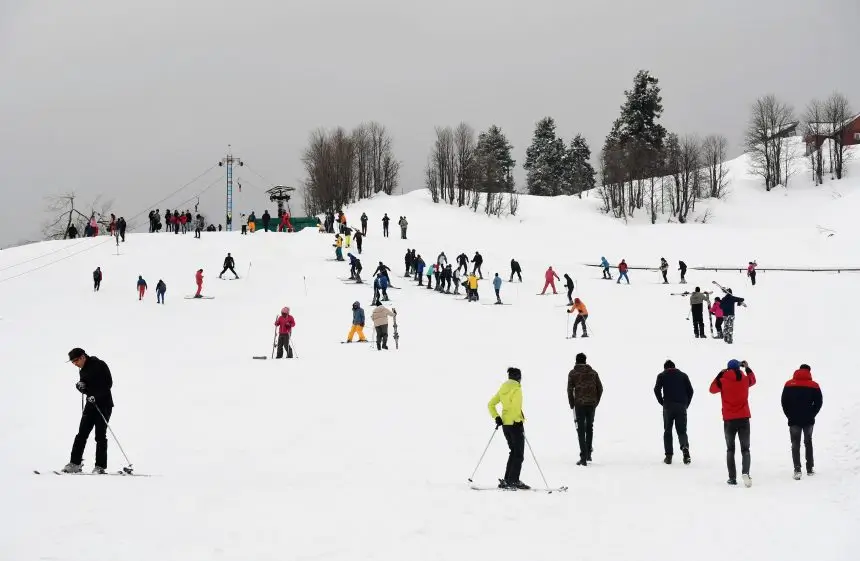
275, 315, 295, 334
747, 263, 756, 273
195, 271, 203, 285
710, 302, 723, 318
545, 268, 559, 282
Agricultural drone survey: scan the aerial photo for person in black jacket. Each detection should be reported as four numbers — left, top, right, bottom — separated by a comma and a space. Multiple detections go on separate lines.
781, 364, 823, 478
93, 267, 102, 292
219, 253, 239, 279
63, 348, 114, 473
456, 253, 469, 275
719, 288, 746, 344
509, 259, 522, 282
471, 251, 484, 279
117, 217, 127, 242
654, 359, 694, 465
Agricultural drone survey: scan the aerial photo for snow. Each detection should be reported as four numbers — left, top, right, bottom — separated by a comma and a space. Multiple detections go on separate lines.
1, 148, 859, 561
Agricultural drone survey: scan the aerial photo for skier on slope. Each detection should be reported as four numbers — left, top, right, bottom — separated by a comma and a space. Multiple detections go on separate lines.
333, 235, 344, 261
404, 250, 413, 277
617, 259, 630, 284
467, 272, 479, 302
382, 213, 390, 237
137, 275, 147, 301
347, 253, 363, 283
710, 359, 756, 487
654, 359, 694, 465
433, 262, 442, 291
600, 256, 612, 280
567, 298, 589, 338
63, 348, 114, 474
371, 304, 396, 350
689, 287, 711, 339
567, 353, 602, 466
747, 261, 757, 286
354, 230, 363, 254
360, 212, 368, 236
493, 273, 503, 304
372, 273, 389, 305
781, 364, 823, 479
509, 259, 522, 282
93, 267, 102, 292
541, 266, 560, 295
274, 307, 296, 358
156, 279, 167, 304
195, 269, 204, 298
660, 258, 669, 284
452, 267, 461, 295
374, 261, 391, 282
564, 274, 575, 305
678, 260, 688, 284
718, 288, 746, 344
442, 264, 453, 293
415, 255, 426, 286
398, 216, 408, 239
346, 301, 368, 343
471, 251, 484, 279
437, 252, 448, 267
425, 262, 434, 290
219, 253, 239, 279
488, 367, 529, 490
710, 297, 724, 339
456, 253, 469, 275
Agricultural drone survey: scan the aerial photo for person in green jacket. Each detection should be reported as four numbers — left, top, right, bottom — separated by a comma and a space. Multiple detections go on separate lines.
488, 367, 529, 490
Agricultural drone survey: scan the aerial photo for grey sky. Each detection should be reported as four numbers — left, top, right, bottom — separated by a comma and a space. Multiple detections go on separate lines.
1, 0, 858, 246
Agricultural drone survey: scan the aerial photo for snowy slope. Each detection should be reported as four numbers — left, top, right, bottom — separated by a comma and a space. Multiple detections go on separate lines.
1, 151, 859, 561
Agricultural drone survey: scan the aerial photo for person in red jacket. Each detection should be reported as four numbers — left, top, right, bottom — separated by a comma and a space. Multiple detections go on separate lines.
617, 259, 630, 284
710, 359, 756, 487
194, 269, 204, 298
273, 307, 296, 358
540, 266, 560, 295
781, 364, 823, 479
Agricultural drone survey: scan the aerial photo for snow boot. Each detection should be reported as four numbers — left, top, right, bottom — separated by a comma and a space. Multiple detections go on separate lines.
582, 333, 589, 338
807, 467, 815, 476
62, 462, 82, 473
663, 455, 672, 465
793, 469, 802, 480
92, 466, 107, 474
727, 478, 737, 486
742, 474, 752, 488
682, 447, 691, 465
576, 458, 587, 467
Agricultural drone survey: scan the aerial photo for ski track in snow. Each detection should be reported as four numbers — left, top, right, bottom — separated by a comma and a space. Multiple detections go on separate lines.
0, 146, 858, 561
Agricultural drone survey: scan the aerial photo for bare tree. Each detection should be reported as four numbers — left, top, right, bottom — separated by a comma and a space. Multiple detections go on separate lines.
744, 95, 796, 190
424, 157, 440, 203
454, 123, 477, 206
802, 99, 826, 185
508, 191, 519, 216
42, 193, 114, 240
824, 92, 853, 179
666, 135, 702, 223
702, 134, 730, 198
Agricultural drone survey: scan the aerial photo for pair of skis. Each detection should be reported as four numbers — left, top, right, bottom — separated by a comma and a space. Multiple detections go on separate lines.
34, 469, 151, 477
470, 480, 568, 494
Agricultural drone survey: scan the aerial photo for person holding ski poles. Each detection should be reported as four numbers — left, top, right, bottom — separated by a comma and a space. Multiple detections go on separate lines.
567, 298, 589, 338
600, 256, 612, 280
541, 266, 560, 295
274, 307, 296, 358
617, 259, 630, 284
488, 367, 529, 490
509, 259, 522, 282
63, 348, 114, 474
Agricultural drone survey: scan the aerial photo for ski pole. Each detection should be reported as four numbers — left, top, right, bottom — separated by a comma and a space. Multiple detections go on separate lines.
686, 308, 691, 321
467, 427, 498, 482
524, 435, 551, 490
91, 401, 134, 473
566, 313, 570, 339
271, 327, 277, 359
289, 334, 298, 359
247, 262, 252, 280
303, 276, 308, 297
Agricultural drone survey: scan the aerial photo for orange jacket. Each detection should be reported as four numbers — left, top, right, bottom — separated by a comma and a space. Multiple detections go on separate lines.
569, 300, 588, 315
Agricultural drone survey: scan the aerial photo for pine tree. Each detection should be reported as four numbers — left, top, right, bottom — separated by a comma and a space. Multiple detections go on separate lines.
524, 117, 565, 196
476, 125, 516, 193
614, 70, 667, 174
562, 134, 596, 197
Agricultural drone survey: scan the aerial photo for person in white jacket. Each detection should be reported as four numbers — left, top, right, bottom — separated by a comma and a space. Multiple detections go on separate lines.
371, 305, 396, 351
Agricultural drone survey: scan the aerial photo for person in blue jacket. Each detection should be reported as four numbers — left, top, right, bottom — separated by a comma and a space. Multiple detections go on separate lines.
415, 255, 426, 286
493, 273, 503, 304
719, 288, 746, 344
372, 273, 389, 305
600, 256, 612, 280
347, 253, 363, 283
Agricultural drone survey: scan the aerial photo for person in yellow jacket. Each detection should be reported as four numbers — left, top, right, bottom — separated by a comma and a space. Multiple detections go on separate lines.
567, 297, 589, 338
467, 273, 479, 302
333, 234, 344, 261
487, 367, 529, 489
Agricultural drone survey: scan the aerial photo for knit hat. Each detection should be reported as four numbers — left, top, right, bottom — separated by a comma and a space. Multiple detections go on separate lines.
664, 359, 675, 369
507, 367, 522, 381
575, 353, 587, 365
727, 359, 740, 370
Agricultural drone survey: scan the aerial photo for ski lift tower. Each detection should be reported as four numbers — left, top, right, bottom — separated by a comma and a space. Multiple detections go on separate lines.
266, 185, 296, 217
218, 145, 243, 231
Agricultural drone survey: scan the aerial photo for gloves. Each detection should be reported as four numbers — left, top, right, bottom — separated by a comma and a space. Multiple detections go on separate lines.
567, 310, 572, 314
393, 308, 397, 315
494, 416, 503, 428
741, 360, 749, 369
75, 381, 87, 393
87, 396, 96, 404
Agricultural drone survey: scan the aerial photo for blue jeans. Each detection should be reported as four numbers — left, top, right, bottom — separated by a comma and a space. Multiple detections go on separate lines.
617, 272, 629, 284
157, 291, 165, 304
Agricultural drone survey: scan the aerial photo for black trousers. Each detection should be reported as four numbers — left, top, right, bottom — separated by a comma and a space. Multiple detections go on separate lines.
457, 262, 468, 275
724, 418, 751, 479
70, 404, 112, 468
573, 314, 588, 336
749, 271, 756, 286
567, 286, 573, 303
574, 405, 596, 459
510, 270, 522, 282
383, 224, 389, 237
790, 425, 814, 471
661, 270, 668, 283
361, 222, 367, 235
473, 264, 483, 278
714, 316, 724, 336
663, 402, 689, 455
276, 333, 293, 358
602, 266, 611, 279
220, 266, 238, 278
691, 305, 705, 337
94, 280, 101, 291
375, 325, 389, 350
502, 422, 525, 483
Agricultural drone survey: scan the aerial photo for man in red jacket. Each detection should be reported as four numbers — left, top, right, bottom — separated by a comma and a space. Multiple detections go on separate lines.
710, 359, 756, 487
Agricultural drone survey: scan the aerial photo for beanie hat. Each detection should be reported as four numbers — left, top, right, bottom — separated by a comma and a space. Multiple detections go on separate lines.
727, 359, 740, 370
664, 360, 675, 369
800, 363, 811, 370
575, 353, 587, 365
507, 367, 522, 381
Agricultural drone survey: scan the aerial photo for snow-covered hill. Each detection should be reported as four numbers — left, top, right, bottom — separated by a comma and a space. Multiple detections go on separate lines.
1, 146, 859, 561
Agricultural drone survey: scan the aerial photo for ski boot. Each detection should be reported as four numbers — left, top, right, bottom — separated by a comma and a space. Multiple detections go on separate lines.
682, 447, 691, 465
742, 474, 752, 487
497, 479, 510, 489
807, 467, 815, 476
92, 466, 107, 475
511, 481, 531, 490
663, 455, 672, 465
62, 462, 82, 474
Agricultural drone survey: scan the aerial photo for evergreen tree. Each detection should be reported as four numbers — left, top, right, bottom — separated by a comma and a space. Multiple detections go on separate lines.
476, 125, 516, 193
614, 70, 667, 174
524, 117, 565, 196
562, 134, 596, 197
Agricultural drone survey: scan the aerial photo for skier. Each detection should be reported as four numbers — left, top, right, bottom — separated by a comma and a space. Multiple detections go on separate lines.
136, 275, 147, 301
382, 213, 390, 237
567, 353, 602, 466
63, 348, 114, 474
93, 267, 102, 292
374, 261, 391, 281
195, 269, 204, 298
437, 252, 448, 267
488, 367, 529, 490
710, 297, 724, 338
372, 274, 390, 305
345, 227, 352, 249
415, 255, 426, 285
354, 230, 363, 254
678, 260, 688, 284
279, 211, 293, 233
346, 301, 368, 343
509, 259, 522, 282
155, 279, 166, 304
710, 359, 756, 487
689, 287, 710, 339
371, 304, 396, 350
433, 262, 442, 292
567, 298, 589, 338
719, 288, 746, 344
600, 256, 612, 280
274, 307, 296, 358
347, 253, 363, 283
219, 253, 239, 279
540, 266, 560, 295
781, 364, 823, 479
654, 359, 694, 465
471, 251, 484, 279
360, 212, 368, 236
404, 249, 414, 277
563, 274, 575, 305
467, 272, 479, 302
493, 273, 503, 304
747, 261, 757, 286
425, 262, 434, 290
456, 253, 469, 275
118, 217, 127, 242
398, 216, 408, 239
452, 267, 461, 296
333, 235, 344, 261
617, 259, 630, 284
262, 210, 271, 232
660, 258, 669, 284
442, 264, 453, 293
194, 215, 203, 239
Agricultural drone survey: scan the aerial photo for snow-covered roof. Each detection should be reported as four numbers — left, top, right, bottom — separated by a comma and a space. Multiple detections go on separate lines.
806, 113, 860, 136
765, 121, 798, 139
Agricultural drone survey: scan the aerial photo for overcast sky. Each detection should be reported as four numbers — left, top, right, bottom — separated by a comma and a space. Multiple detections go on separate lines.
1, 0, 858, 246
